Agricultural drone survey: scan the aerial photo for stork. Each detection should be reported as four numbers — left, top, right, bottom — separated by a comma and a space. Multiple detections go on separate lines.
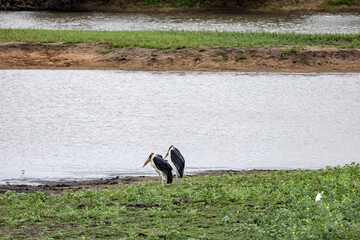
164, 145, 185, 185
143, 153, 173, 187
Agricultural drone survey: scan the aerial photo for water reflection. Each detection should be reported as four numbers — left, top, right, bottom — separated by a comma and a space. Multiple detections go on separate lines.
1, 11, 360, 33
0, 70, 359, 185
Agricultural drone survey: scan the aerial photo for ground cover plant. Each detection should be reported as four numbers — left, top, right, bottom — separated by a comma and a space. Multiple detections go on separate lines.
324, 0, 360, 6
1, 163, 360, 239
1, 29, 360, 49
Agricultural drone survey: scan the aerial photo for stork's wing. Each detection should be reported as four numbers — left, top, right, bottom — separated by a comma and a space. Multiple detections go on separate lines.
153, 155, 173, 184
171, 148, 185, 177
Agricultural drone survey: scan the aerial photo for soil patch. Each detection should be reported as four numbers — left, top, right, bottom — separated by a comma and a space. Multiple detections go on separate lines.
0, 170, 274, 194
1, 0, 360, 13
1, 43, 359, 72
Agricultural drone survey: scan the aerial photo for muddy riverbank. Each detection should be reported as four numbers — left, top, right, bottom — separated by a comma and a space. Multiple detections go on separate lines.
1, 0, 359, 13
1, 43, 359, 72
0, 170, 272, 194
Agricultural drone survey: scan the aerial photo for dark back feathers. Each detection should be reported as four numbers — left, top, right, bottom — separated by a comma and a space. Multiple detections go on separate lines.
153, 154, 173, 184
170, 148, 185, 178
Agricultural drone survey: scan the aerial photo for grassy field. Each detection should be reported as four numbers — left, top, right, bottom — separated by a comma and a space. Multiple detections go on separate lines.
1, 163, 360, 239
1, 29, 360, 49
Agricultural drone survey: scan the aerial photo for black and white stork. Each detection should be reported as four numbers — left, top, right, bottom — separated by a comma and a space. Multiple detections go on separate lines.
164, 145, 185, 185
143, 153, 173, 187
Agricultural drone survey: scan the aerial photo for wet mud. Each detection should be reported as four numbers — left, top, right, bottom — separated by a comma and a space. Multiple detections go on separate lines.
0, 170, 273, 194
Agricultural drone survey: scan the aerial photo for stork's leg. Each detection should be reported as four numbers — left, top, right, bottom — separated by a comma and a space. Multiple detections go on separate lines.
158, 174, 161, 188
162, 179, 165, 188
176, 172, 178, 185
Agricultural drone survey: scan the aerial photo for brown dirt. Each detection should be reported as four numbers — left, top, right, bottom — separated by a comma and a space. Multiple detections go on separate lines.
1, 43, 360, 72
0, 170, 272, 194
2, 0, 360, 13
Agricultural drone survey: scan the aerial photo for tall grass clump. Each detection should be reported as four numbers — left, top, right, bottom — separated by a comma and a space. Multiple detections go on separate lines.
1, 163, 360, 239
1, 29, 360, 49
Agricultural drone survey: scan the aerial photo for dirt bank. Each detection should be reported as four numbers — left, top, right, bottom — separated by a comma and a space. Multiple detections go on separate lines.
1, 43, 359, 72
1, 0, 359, 13
0, 170, 272, 194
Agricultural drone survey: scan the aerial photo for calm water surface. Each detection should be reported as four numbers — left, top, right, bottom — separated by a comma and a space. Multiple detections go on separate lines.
0, 70, 359, 185
1, 11, 360, 33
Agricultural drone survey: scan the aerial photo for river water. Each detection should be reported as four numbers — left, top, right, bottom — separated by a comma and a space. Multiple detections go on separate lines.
1, 11, 360, 33
0, 70, 359, 185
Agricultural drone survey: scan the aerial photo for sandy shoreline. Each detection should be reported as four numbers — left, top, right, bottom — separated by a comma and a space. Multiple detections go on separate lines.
1, 43, 360, 72
0, 170, 275, 194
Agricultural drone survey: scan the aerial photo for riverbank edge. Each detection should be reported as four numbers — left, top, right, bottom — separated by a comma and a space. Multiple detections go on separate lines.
1, 0, 360, 13
44, 5, 360, 14
1, 43, 360, 72
0, 170, 272, 194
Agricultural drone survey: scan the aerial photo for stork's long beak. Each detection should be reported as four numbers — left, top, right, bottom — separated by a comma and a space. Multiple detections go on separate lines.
164, 150, 170, 159
143, 157, 151, 168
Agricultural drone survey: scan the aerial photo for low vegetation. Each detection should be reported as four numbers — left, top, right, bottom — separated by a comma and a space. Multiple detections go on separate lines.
1, 163, 359, 239
280, 51, 289, 59
324, 0, 360, 6
1, 29, 360, 49
237, 49, 247, 60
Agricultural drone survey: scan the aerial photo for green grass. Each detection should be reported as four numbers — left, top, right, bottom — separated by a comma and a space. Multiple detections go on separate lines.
1, 163, 360, 239
280, 51, 289, 60
98, 46, 113, 55
1, 29, 360, 49
325, 0, 360, 6
237, 49, 247, 60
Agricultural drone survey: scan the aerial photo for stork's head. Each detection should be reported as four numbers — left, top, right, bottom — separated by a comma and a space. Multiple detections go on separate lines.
164, 145, 174, 159
143, 153, 154, 167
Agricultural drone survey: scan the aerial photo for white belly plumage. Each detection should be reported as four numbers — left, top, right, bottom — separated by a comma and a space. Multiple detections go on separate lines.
151, 160, 167, 180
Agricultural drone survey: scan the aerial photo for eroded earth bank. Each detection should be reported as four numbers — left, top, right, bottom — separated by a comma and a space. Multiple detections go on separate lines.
1, 43, 360, 72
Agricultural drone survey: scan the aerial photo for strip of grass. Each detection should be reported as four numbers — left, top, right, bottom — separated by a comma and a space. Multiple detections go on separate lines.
1, 29, 360, 49
1, 163, 360, 239
325, 0, 360, 6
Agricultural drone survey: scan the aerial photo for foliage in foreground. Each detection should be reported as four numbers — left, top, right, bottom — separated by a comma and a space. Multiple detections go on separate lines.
1, 163, 360, 239
1, 29, 360, 49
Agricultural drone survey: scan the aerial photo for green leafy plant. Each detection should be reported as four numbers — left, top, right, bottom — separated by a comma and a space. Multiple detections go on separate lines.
98, 46, 112, 54
326, 0, 360, 6
289, 46, 299, 53
280, 51, 288, 60
237, 49, 247, 60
